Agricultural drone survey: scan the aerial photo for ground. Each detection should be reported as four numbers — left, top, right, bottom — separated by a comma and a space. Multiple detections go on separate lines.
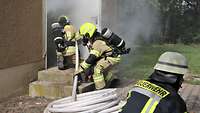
180, 83, 200, 113
0, 96, 51, 113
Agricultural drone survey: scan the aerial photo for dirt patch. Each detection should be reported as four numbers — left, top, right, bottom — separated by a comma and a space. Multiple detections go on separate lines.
0, 96, 52, 113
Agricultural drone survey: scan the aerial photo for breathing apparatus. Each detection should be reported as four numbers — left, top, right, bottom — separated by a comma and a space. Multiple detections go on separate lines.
101, 28, 131, 56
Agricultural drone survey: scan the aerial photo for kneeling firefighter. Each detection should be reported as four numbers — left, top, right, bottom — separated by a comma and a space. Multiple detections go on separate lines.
51, 16, 80, 70
75, 22, 130, 90
120, 52, 188, 113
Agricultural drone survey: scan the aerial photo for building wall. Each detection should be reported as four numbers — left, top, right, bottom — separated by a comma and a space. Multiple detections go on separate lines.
0, 62, 44, 101
0, 0, 44, 100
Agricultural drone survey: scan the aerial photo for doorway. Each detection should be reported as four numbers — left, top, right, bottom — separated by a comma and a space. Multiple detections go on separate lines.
45, 0, 101, 68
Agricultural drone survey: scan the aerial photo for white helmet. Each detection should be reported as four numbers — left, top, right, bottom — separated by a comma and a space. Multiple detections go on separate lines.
154, 52, 188, 75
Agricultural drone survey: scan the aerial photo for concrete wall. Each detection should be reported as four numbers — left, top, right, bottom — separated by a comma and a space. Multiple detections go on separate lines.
0, 0, 44, 100
0, 62, 44, 101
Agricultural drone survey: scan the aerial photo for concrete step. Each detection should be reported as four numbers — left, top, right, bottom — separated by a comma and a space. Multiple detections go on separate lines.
38, 67, 74, 85
29, 81, 95, 99
29, 81, 70, 99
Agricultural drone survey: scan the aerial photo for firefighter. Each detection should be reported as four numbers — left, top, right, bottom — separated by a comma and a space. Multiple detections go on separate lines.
52, 16, 80, 70
75, 22, 130, 90
120, 52, 188, 113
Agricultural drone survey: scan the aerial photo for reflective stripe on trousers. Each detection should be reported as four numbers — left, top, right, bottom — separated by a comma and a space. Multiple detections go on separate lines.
93, 68, 106, 89
131, 87, 162, 113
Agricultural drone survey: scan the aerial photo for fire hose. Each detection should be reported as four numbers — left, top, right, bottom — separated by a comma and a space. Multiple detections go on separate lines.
43, 88, 122, 113
44, 41, 122, 113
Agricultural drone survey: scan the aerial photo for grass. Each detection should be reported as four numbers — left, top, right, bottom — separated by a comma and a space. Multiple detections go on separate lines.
116, 44, 200, 83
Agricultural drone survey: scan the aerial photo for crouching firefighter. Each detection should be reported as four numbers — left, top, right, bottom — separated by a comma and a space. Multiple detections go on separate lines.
51, 16, 80, 70
120, 52, 188, 113
75, 22, 130, 90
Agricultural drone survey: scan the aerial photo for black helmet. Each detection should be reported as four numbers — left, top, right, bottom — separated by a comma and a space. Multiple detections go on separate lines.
58, 16, 71, 26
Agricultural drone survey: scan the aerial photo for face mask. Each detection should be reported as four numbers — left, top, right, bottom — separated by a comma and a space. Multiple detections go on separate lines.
82, 36, 89, 46
156, 71, 178, 84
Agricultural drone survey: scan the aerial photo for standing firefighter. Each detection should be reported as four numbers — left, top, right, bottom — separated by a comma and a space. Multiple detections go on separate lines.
120, 52, 188, 113
75, 22, 130, 89
51, 16, 80, 70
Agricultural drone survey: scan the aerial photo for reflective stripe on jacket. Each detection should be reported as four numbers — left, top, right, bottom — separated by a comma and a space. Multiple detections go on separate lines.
80, 39, 121, 70
120, 80, 187, 113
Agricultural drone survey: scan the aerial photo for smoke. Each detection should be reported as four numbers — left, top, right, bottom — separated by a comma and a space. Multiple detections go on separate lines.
101, 0, 161, 79
46, 0, 160, 67
102, 0, 160, 47
47, 0, 100, 66
47, 0, 99, 27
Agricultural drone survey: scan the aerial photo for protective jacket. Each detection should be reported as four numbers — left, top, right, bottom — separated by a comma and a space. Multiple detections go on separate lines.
120, 78, 187, 113
79, 35, 120, 89
63, 25, 80, 56
55, 24, 80, 70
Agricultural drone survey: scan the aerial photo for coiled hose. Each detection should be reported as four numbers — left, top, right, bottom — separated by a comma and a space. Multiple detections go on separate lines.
44, 41, 122, 113
44, 88, 122, 113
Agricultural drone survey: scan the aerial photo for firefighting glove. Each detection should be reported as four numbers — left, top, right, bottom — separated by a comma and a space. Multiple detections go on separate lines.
54, 37, 66, 52
74, 68, 84, 82
74, 72, 83, 82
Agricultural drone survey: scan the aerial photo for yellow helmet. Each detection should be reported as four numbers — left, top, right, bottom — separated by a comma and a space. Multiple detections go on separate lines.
64, 25, 76, 39
79, 22, 96, 38
154, 52, 188, 75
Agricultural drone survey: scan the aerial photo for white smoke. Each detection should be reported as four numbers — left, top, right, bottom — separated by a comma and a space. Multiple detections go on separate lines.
102, 0, 160, 46
47, 0, 100, 59
47, 0, 99, 27
46, 0, 160, 65
101, 0, 160, 78
47, 0, 159, 47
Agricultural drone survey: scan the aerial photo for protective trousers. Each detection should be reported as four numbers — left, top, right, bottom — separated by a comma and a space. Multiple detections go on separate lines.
93, 56, 120, 89
56, 46, 76, 70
